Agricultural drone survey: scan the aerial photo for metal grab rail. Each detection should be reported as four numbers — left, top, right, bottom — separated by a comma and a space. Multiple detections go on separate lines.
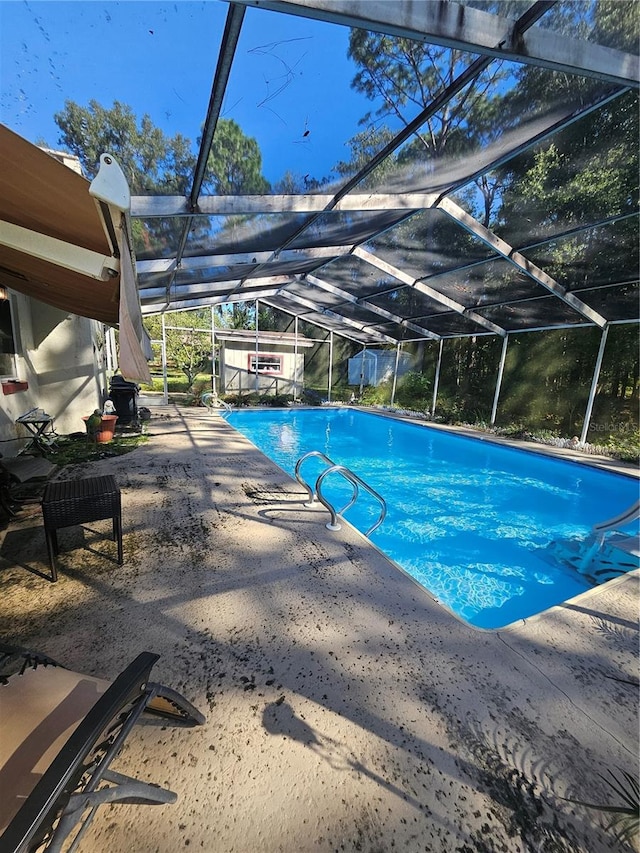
593, 499, 640, 533
201, 392, 232, 413
294, 450, 337, 506
577, 498, 640, 571
294, 451, 386, 537
316, 465, 387, 536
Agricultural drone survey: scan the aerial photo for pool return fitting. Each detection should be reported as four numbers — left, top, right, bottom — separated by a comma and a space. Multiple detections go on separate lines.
294, 450, 387, 537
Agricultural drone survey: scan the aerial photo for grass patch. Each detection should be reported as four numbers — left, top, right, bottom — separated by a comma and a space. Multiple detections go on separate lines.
46, 432, 149, 467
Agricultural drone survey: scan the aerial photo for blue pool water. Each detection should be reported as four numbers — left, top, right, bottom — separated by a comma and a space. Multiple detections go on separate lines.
225, 408, 639, 629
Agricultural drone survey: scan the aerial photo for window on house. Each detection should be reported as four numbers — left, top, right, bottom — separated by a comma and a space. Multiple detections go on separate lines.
248, 353, 282, 374
0, 294, 16, 376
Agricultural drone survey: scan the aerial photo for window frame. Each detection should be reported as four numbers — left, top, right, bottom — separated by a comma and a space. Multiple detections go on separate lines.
247, 352, 283, 376
0, 291, 18, 379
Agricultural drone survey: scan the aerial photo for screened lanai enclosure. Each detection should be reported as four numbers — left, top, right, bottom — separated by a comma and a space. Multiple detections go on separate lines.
3, 0, 639, 443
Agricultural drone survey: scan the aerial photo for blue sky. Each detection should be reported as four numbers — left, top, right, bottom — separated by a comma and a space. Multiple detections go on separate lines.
0, 0, 369, 184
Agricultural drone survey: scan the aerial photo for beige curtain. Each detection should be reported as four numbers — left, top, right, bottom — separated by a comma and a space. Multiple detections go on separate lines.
116, 225, 152, 383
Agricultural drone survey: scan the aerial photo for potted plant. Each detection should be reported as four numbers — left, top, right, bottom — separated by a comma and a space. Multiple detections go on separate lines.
82, 410, 118, 443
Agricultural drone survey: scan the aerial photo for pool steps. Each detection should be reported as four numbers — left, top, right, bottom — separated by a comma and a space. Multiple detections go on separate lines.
546, 499, 640, 583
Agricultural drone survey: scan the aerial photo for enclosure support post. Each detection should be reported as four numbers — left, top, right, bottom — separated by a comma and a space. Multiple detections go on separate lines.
581, 324, 609, 445
254, 299, 259, 394
359, 344, 366, 398
327, 330, 334, 403
294, 315, 299, 401
161, 313, 169, 403
491, 335, 509, 426
432, 339, 443, 416
210, 305, 217, 396
391, 342, 401, 407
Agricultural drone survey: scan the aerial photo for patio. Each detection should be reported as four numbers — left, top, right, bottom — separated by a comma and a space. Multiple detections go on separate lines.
0, 406, 637, 852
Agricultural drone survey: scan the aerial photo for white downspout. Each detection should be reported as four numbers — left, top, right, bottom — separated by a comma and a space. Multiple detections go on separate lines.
211, 305, 217, 397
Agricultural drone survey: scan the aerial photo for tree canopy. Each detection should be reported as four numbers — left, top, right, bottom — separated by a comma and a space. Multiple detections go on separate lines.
204, 118, 270, 195
54, 100, 195, 193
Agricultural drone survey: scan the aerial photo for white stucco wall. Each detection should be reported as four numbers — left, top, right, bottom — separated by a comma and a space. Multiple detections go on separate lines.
0, 291, 107, 456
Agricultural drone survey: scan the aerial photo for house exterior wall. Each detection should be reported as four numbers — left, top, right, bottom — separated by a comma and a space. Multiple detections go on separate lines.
220, 342, 303, 396
0, 289, 107, 456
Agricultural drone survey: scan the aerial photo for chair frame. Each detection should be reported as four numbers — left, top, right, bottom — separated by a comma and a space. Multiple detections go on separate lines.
0, 648, 205, 853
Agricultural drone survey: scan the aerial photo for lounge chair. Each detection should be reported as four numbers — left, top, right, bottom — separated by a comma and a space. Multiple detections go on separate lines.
0, 645, 205, 853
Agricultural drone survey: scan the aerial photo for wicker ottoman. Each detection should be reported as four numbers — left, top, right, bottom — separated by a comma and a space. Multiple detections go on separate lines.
41, 475, 123, 581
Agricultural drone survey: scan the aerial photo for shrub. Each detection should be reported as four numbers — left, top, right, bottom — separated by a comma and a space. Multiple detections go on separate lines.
360, 382, 392, 406
395, 372, 431, 411
301, 388, 325, 405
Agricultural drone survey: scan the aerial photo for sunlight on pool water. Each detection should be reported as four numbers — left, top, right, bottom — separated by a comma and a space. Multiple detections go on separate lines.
227, 408, 638, 628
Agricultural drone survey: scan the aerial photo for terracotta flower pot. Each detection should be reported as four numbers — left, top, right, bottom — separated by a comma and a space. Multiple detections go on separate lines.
82, 414, 118, 443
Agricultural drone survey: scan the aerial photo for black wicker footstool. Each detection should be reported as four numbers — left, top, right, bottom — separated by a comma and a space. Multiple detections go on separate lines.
41, 475, 123, 581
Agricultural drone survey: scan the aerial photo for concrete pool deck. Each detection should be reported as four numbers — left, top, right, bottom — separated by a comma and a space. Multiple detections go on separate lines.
0, 405, 638, 852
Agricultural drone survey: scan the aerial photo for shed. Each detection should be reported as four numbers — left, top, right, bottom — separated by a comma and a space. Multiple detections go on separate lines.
216, 329, 314, 397
348, 349, 412, 387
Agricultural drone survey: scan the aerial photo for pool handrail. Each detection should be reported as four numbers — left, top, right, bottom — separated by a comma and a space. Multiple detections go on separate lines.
592, 499, 640, 533
316, 464, 387, 537
201, 392, 232, 413
294, 450, 386, 537
577, 499, 640, 571
294, 450, 337, 506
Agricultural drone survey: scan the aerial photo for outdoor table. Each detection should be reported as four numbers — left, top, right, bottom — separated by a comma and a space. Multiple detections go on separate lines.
16, 410, 58, 454
41, 475, 123, 581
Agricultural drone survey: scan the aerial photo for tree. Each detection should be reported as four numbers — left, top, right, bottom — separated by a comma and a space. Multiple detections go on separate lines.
204, 119, 270, 194
333, 126, 397, 186
272, 170, 332, 193
339, 29, 511, 218
144, 311, 214, 389
54, 100, 199, 256
54, 100, 195, 193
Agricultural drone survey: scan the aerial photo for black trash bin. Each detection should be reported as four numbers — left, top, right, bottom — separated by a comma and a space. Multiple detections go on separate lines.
108, 375, 139, 424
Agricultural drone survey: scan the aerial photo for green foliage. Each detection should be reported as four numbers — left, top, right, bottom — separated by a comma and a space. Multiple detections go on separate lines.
261, 394, 293, 408
499, 329, 600, 435
301, 388, 325, 406
564, 768, 639, 847
273, 170, 332, 193
204, 118, 270, 194
144, 312, 213, 389
360, 382, 392, 407
395, 372, 431, 411
333, 126, 398, 185
341, 29, 510, 215
222, 302, 255, 330
346, 32, 505, 158
54, 99, 197, 257
54, 99, 194, 192
602, 430, 640, 465
221, 391, 262, 408
140, 372, 212, 395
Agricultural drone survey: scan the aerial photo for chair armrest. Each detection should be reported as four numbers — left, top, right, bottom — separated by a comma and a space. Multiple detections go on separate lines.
1, 652, 158, 853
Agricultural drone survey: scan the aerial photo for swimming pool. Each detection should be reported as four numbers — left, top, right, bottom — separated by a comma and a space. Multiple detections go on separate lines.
225, 408, 639, 629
